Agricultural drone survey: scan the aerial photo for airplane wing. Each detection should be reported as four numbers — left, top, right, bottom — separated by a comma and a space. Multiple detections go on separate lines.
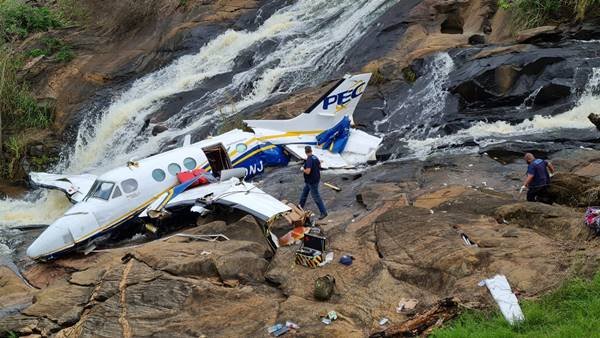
143, 177, 291, 223
284, 129, 382, 169
29, 172, 97, 203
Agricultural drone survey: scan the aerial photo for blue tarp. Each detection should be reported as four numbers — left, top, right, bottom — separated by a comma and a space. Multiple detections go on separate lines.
316, 116, 350, 153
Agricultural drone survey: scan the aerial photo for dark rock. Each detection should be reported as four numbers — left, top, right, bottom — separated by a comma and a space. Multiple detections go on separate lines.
589, 113, 600, 131
468, 34, 485, 45
28, 144, 44, 157
441, 11, 464, 34
151, 124, 168, 136
516, 26, 563, 44
533, 82, 571, 106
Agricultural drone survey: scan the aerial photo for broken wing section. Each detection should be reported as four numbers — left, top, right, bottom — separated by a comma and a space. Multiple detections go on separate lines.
29, 172, 97, 203
151, 178, 291, 222
284, 129, 382, 169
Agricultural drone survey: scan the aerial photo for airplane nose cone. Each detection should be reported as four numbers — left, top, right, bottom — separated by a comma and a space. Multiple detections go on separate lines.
27, 218, 75, 259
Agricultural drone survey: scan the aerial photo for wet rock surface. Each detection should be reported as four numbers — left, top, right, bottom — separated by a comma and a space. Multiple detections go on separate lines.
4, 150, 600, 336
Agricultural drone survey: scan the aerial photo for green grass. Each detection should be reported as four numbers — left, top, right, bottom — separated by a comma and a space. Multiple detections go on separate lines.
0, 0, 63, 42
432, 273, 600, 338
499, 0, 600, 29
26, 36, 75, 62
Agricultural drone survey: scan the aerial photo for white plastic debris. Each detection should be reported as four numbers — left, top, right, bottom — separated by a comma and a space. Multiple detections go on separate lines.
479, 275, 524, 325
318, 252, 334, 267
429, 209, 435, 214
379, 318, 389, 326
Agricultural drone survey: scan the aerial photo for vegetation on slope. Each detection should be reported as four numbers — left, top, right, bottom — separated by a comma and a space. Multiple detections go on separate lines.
432, 273, 600, 338
0, 0, 79, 179
499, 0, 600, 29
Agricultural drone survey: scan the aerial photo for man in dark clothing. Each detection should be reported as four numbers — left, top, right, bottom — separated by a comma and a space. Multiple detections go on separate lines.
522, 153, 555, 203
299, 146, 328, 219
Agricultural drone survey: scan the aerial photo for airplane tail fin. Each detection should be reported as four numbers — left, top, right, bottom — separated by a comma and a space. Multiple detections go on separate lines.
244, 73, 372, 132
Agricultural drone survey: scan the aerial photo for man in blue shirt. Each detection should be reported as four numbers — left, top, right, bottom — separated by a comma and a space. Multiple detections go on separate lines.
300, 146, 328, 219
522, 153, 555, 203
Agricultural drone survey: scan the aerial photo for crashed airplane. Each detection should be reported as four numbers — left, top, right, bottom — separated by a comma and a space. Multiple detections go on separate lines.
27, 73, 381, 260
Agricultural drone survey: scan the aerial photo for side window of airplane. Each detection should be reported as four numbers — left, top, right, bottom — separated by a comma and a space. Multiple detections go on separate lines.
152, 169, 166, 182
121, 179, 138, 194
168, 163, 181, 176
112, 186, 122, 199
183, 157, 196, 170
236, 143, 247, 153
92, 181, 114, 200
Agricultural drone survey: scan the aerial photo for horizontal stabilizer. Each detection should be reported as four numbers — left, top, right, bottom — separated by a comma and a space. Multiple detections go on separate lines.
29, 172, 97, 203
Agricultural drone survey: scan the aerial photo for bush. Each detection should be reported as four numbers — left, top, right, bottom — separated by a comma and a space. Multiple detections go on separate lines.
499, 0, 600, 29
0, 0, 63, 42
0, 47, 53, 130
26, 36, 75, 62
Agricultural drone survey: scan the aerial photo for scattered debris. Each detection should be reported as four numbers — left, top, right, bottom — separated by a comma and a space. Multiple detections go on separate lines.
370, 297, 460, 337
285, 321, 300, 330
339, 254, 354, 266
268, 324, 284, 334
479, 275, 524, 325
282, 203, 311, 228
396, 298, 418, 313
378, 318, 389, 326
429, 209, 435, 214
273, 326, 289, 336
585, 207, 600, 236
460, 233, 478, 247
324, 182, 342, 191
318, 251, 334, 267
279, 226, 311, 246
314, 275, 335, 301
320, 310, 338, 325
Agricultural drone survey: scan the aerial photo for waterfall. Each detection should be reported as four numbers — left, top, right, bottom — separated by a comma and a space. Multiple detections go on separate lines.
400, 67, 599, 158
0, 0, 398, 231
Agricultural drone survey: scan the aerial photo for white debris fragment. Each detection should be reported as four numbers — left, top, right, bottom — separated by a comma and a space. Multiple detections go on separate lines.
429, 209, 434, 214
479, 275, 524, 325
468, 164, 474, 167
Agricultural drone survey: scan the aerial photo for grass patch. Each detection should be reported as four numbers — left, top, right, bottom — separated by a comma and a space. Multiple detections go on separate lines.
432, 273, 600, 337
0, 0, 63, 43
499, 0, 600, 29
0, 47, 53, 130
26, 36, 75, 62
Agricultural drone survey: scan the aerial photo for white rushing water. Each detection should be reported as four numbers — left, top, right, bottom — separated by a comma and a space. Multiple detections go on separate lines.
401, 61, 600, 158
0, 0, 398, 231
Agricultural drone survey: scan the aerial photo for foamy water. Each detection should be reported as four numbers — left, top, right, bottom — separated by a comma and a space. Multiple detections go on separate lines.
402, 63, 600, 158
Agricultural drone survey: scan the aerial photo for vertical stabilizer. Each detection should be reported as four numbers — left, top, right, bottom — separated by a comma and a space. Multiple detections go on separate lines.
244, 73, 372, 132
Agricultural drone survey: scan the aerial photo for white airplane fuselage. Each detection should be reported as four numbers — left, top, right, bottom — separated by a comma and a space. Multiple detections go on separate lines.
27, 73, 381, 260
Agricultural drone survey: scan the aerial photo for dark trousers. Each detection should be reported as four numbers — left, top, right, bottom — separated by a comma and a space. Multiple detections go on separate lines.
527, 185, 552, 204
299, 182, 327, 216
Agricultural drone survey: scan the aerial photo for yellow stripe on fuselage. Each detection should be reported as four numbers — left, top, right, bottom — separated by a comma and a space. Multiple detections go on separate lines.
228, 130, 323, 158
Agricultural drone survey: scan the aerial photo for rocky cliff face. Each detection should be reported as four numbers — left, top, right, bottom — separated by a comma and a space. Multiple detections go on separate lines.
3, 0, 600, 336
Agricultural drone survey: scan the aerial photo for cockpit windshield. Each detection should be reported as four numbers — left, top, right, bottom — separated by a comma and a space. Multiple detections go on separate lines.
85, 180, 115, 201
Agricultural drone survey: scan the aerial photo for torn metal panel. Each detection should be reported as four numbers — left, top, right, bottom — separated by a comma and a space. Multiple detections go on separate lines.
29, 172, 97, 203
479, 275, 525, 325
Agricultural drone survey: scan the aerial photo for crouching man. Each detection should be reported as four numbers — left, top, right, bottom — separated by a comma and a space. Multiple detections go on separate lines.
522, 153, 555, 204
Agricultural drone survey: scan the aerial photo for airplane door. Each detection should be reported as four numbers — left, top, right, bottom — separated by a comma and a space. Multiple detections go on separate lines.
202, 144, 232, 178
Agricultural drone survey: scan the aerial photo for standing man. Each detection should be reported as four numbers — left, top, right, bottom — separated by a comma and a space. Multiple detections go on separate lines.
299, 146, 328, 219
521, 153, 555, 203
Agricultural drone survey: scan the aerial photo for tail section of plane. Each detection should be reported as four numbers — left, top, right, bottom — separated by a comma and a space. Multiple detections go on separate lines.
244, 73, 372, 132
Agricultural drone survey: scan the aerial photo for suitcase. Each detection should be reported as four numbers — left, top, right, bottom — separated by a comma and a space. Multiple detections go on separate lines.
295, 233, 327, 268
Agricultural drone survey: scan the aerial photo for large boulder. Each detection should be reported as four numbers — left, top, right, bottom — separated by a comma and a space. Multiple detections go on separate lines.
547, 172, 600, 207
